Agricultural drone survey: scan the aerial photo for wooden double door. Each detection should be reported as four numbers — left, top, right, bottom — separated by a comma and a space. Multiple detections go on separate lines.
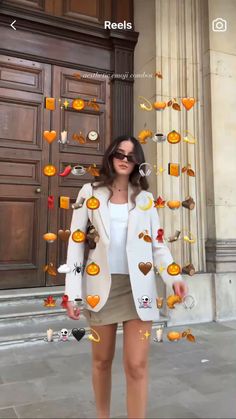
0, 54, 110, 289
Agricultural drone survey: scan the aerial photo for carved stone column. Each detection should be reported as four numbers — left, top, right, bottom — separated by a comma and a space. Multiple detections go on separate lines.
134, 0, 236, 323
152, 0, 208, 274
203, 0, 236, 276
205, 239, 236, 273
110, 34, 139, 138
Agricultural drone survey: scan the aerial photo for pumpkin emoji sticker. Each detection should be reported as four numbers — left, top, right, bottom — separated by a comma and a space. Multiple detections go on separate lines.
167, 130, 181, 144
152, 101, 166, 110
167, 262, 181, 276
43, 165, 57, 177
167, 331, 182, 341
43, 232, 57, 243
167, 201, 181, 210
72, 229, 86, 243
72, 98, 85, 111
167, 329, 196, 342
86, 262, 100, 276
86, 196, 100, 210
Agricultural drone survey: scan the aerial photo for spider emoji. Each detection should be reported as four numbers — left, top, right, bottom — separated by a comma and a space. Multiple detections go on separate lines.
73, 262, 85, 275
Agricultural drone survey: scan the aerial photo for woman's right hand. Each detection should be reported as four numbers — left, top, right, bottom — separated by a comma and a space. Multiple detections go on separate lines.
66, 301, 81, 320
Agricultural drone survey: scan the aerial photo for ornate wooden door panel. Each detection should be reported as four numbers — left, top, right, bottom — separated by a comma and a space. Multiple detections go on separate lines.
46, 66, 111, 286
1, 0, 133, 25
0, 55, 51, 289
0, 58, 111, 289
0, 0, 135, 290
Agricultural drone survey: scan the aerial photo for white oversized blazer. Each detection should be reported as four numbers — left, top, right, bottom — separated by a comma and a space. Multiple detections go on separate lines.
65, 182, 182, 321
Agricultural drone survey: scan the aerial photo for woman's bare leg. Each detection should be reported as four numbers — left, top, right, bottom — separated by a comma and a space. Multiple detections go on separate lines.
90, 323, 118, 419
123, 319, 152, 419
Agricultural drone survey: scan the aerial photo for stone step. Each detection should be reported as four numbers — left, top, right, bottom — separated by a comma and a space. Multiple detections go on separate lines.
0, 286, 168, 346
0, 297, 65, 320
0, 285, 64, 302
0, 312, 88, 346
0, 316, 168, 347
0, 313, 168, 346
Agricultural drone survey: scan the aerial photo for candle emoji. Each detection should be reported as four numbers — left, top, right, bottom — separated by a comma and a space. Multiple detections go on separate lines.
47, 328, 54, 342
155, 327, 163, 342
60, 130, 68, 144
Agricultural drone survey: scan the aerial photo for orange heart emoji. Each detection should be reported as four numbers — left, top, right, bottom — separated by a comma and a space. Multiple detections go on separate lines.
43, 130, 57, 143
86, 295, 100, 308
58, 229, 71, 241
181, 98, 196, 111
138, 262, 152, 275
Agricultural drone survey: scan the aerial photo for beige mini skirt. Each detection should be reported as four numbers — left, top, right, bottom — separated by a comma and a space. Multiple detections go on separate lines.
82, 273, 140, 326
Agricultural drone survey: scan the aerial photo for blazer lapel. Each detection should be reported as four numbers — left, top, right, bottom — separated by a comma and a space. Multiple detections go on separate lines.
94, 183, 136, 241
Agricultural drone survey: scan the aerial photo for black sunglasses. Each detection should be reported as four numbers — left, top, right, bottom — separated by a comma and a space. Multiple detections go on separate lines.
112, 151, 137, 163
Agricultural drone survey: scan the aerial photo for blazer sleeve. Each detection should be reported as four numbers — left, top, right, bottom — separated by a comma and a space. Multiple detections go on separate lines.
65, 183, 89, 301
149, 193, 183, 288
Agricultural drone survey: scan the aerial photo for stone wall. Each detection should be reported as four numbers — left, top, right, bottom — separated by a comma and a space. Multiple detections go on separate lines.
134, 0, 236, 324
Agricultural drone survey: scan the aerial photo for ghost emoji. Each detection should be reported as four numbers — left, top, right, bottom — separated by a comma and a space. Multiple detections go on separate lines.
138, 296, 152, 308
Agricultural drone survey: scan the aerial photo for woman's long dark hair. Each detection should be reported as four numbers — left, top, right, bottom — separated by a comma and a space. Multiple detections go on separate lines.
92, 135, 149, 208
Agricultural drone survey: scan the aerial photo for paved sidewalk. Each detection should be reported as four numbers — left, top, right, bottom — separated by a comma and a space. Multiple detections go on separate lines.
0, 321, 235, 418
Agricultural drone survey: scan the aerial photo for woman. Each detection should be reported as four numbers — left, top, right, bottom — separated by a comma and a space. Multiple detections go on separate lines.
65, 135, 188, 419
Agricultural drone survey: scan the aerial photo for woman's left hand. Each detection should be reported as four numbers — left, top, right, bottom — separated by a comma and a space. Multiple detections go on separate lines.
172, 280, 189, 298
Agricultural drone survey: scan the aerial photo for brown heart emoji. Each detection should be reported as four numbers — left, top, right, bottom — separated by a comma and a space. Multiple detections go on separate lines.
43, 130, 57, 144
58, 229, 71, 241
138, 262, 152, 275
86, 295, 100, 308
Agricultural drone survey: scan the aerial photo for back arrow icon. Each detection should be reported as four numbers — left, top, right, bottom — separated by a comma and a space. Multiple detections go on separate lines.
10, 20, 16, 30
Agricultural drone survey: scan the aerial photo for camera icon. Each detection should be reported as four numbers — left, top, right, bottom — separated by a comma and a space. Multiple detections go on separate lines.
212, 18, 227, 32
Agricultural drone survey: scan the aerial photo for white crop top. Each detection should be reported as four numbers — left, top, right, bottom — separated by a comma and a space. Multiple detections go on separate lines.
108, 202, 129, 274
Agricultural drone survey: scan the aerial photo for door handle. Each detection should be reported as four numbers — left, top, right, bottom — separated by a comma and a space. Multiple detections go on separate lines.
35, 187, 41, 193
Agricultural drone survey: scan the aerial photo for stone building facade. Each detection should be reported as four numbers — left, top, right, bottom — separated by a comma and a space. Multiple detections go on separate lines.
134, 0, 236, 325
